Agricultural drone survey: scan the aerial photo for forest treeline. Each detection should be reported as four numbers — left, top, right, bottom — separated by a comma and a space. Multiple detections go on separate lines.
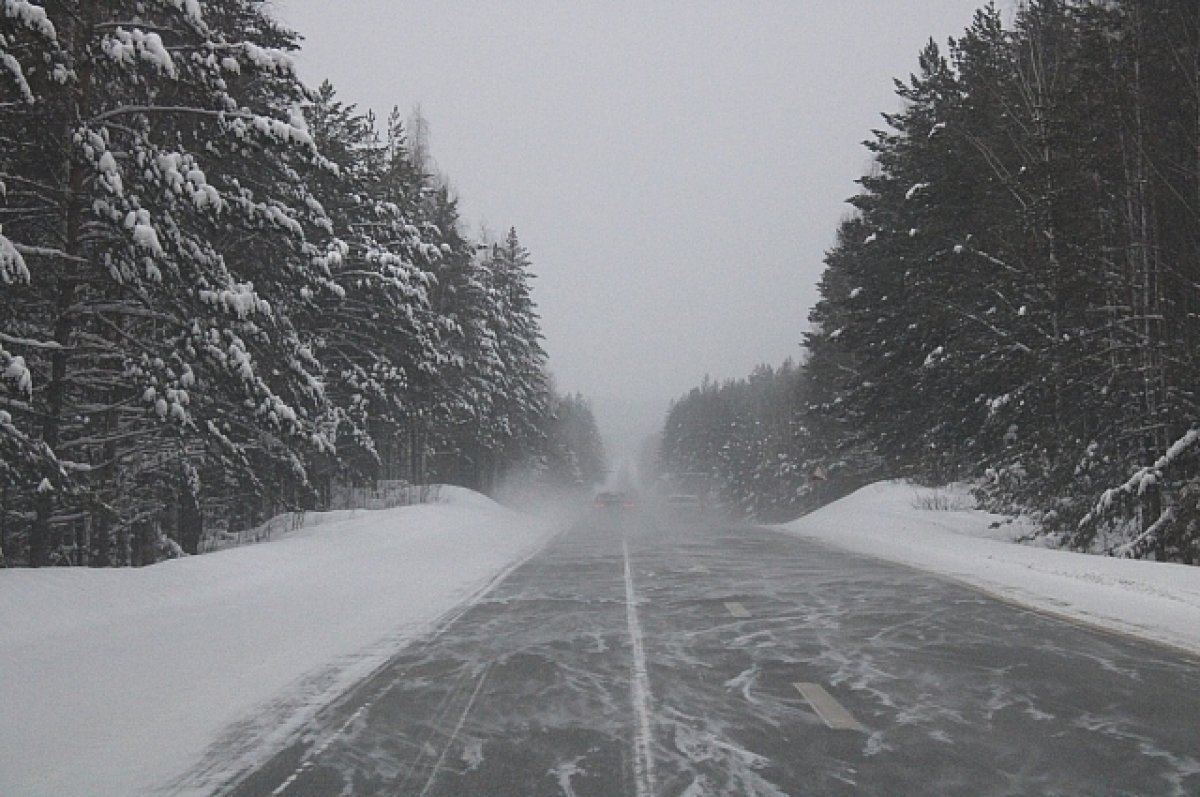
660, 0, 1200, 563
0, 1, 606, 566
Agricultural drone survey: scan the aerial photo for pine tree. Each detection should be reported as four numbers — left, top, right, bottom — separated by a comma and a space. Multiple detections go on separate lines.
484, 228, 549, 481
798, 0, 1200, 561
302, 83, 443, 489
660, 364, 810, 521
0, 0, 342, 564
542, 391, 606, 489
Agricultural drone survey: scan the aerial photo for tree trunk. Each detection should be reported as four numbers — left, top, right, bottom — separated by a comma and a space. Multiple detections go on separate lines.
92, 500, 111, 567
1, 482, 8, 565
1124, 6, 1170, 532
31, 3, 95, 566
30, 281, 77, 566
179, 482, 203, 555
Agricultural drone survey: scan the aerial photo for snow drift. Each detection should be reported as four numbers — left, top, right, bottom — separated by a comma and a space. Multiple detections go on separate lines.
780, 481, 1200, 657
0, 488, 558, 797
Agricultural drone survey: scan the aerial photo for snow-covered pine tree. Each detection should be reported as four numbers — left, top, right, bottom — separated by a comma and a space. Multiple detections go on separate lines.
407, 186, 483, 489
302, 84, 444, 490
482, 228, 549, 481
543, 391, 606, 488
1069, 0, 1200, 562
801, 1, 1200, 561
0, 0, 343, 564
659, 363, 809, 521
801, 217, 888, 497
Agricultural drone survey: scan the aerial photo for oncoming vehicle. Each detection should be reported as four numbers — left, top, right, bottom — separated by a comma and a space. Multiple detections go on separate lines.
593, 491, 635, 511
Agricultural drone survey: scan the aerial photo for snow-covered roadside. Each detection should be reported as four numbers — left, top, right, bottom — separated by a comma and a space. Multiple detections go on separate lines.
779, 481, 1200, 657
0, 488, 559, 797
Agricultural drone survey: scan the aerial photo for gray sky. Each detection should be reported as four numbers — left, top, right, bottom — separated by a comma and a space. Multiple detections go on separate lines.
269, 0, 1001, 455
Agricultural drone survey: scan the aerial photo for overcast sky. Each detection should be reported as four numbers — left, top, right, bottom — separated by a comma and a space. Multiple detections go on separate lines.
268, 0, 1004, 455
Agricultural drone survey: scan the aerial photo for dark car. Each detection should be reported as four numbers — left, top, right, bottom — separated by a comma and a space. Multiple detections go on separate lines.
593, 491, 634, 511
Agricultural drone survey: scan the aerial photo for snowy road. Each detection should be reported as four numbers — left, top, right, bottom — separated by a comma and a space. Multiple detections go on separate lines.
220, 508, 1200, 796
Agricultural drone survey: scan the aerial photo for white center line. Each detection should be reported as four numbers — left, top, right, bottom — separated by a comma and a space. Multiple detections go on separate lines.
725, 601, 751, 618
794, 682, 867, 732
622, 539, 656, 797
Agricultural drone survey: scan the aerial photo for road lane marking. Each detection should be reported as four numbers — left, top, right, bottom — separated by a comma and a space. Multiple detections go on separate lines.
725, 601, 751, 618
262, 534, 552, 796
269, 700, 372, 796
418, 665, 492, 797
794, 683, 867, 732
622, 539, 657, 797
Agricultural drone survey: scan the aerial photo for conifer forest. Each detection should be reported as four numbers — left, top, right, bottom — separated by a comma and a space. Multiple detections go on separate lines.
0, 0, 605, 566
660, 1, 1200, 564
5, 1, 1200, 569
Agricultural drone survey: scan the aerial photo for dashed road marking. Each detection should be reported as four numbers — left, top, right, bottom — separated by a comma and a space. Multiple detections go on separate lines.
269, 700, 372, 796
794, 683, 867, 732
725, 601, 751, 618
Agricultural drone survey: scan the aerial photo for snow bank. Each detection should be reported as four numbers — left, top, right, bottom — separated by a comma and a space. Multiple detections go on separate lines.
780, 482, 1200, 657
0, 490, 558, 797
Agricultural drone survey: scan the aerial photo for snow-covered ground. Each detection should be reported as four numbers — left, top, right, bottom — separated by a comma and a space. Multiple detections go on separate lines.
5, 481, 1198, 796
780, 481, 1200, 657
0, 488, 559, 797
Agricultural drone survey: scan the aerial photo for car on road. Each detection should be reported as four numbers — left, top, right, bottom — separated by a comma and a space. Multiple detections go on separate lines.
593, 491, 635, 511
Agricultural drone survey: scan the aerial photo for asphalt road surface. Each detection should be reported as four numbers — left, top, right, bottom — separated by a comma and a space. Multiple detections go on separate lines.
220, 504, 1200, 796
